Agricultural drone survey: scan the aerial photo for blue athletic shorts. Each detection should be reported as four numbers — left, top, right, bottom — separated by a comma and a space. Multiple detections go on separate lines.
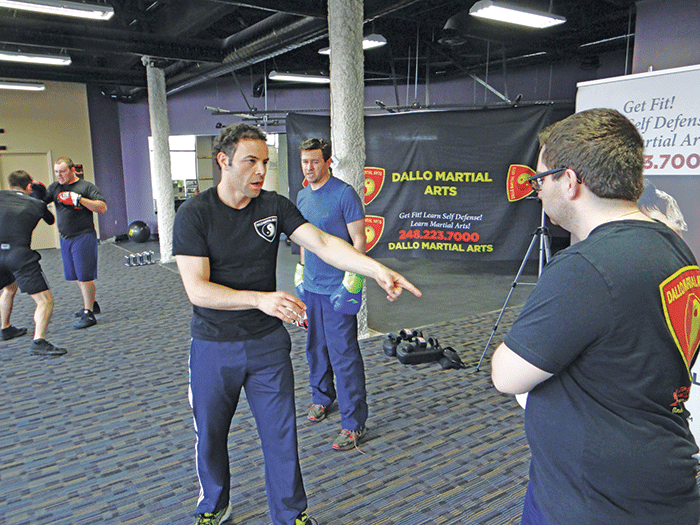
60, 231, 98, 282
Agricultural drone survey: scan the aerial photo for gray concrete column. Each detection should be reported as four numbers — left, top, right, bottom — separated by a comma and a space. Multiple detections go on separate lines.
142, 56, 175, 264
327, 0, 370, 338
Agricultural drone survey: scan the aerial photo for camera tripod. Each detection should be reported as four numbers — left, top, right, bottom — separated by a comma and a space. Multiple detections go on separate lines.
475, 205, 551, 372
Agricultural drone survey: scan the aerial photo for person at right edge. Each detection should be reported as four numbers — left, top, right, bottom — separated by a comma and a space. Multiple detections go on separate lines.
295, 138, 369, 451
491, 108, 700, 525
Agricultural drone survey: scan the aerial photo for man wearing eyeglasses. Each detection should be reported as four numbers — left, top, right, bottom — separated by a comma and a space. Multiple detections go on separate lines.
491, 108, 700, 525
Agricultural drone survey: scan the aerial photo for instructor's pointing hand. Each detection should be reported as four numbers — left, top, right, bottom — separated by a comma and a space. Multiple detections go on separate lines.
374, 267, 422, 302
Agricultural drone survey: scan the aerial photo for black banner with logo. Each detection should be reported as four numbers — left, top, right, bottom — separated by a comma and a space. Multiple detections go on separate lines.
287, 105, 553, 261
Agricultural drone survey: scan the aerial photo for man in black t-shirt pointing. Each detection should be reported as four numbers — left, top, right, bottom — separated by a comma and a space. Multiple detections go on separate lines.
0, 170, 66, 356
173, 123, 421, 525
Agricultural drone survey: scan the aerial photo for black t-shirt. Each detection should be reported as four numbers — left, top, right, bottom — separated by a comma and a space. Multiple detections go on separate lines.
505, 220, 700, 525
0, 190, 54, 246
46, 179, 105, 239
173, 188, 307, 342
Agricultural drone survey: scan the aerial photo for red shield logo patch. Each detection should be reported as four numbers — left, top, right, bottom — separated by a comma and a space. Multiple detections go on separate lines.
364, 167, 385, 205
364, 215, 385, 252
506, 164, 535, 202
660, 265, 700, 377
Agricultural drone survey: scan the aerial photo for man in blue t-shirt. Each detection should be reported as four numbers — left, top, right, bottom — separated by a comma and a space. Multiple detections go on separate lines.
296, 138, 368, 451
173, 124, 421, 525
491, 108, 700, 525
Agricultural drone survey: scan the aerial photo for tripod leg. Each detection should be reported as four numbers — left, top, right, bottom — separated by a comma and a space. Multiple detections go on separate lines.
475, 231, 539, 372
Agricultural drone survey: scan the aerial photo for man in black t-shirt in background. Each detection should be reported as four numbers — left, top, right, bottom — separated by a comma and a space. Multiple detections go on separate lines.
45, 157, 107, 329
0, 170, 66, 356
173, 123, 421, 525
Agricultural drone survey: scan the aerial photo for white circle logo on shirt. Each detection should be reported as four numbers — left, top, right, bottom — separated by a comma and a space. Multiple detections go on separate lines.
254, 216, 278, 243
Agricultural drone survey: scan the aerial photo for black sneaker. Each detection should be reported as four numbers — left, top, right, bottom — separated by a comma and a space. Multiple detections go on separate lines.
2, 325, 28, 341
74, 301, 101, 317
30, 339, 67, 356
73, 310, 97, 329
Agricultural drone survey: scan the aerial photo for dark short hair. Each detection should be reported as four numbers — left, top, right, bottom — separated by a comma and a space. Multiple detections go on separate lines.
539, 108, 645, 201
54, 156, 74, 169
213, 123, 267, 165
300, 138, 332, 161
8, 170, 32, 189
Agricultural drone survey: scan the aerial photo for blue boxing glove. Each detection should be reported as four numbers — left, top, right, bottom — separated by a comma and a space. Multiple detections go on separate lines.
330, 272, 364, 315
294, 263, 306, 301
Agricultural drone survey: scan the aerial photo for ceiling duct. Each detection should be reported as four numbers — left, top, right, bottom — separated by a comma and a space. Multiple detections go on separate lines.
167, 13, 327, 94
166, 0, 424, 95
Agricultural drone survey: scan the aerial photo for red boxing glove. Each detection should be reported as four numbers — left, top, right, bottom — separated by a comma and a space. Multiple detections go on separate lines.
57, 191, 82, 208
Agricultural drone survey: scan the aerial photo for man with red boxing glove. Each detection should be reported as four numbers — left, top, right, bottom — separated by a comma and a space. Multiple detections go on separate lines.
296, 138, 368, 451
45, 157, 107, 329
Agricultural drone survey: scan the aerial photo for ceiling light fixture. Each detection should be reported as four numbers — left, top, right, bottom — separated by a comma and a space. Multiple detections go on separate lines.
268, 71, 330, 84
0, 0, 114, 20
469, 0, 566, 29
0, 79, 45, 91
0, 49, 72, 66
318, 33, 387, 55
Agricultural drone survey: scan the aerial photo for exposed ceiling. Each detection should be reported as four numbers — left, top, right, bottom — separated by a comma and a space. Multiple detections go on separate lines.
0, 0, 637, 103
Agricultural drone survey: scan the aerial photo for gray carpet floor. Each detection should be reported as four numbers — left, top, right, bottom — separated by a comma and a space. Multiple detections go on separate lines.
1, 240, 536, 525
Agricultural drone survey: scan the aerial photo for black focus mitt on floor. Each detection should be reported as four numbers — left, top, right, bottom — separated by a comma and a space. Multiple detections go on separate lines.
439, 347, 466, 370
383, 328, 422, 357
396, 336, 443, 365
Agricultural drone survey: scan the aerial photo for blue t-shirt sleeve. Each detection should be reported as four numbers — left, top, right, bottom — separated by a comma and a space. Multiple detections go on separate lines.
279, 193, 308, 236
340, 185, 365, 225
504, 252, 612, 374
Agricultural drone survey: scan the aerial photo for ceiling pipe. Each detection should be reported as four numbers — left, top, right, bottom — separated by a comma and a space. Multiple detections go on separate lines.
166, 13, 327, 94
166, 0, 424, 95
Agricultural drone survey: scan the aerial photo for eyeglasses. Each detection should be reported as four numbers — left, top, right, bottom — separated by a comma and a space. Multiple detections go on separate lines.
527, 167, 566, 192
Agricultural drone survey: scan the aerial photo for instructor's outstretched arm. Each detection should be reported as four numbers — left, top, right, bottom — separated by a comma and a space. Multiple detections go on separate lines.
290, 223, 422, 302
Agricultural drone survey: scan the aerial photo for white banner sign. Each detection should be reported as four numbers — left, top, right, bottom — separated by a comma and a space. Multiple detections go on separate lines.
577, 64, 700, 176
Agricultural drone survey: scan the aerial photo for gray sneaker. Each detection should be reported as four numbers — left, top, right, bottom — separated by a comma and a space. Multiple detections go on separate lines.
332, 427, 367, 451
30, 339, 67, 357
307, 403, 327, 422
195, 502, 231, 525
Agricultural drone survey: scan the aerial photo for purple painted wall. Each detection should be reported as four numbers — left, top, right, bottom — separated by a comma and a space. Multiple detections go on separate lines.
86, 85, 128, 240
633, 0, 700, 74
116, 102, 154, 230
